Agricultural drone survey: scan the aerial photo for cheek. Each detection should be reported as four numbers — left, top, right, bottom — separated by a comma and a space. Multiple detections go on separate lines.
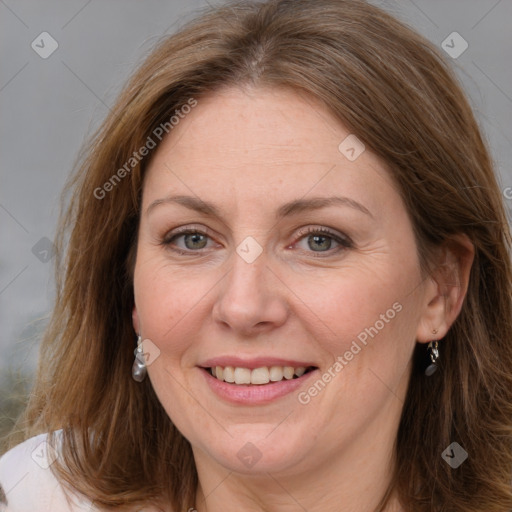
133, 250, 222, 360
134, 256, 186, 342
289, 263, 405, 329
292, 260, 422, 364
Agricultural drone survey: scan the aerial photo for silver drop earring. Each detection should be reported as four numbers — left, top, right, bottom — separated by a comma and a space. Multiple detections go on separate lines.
425, 338, 440, 376
132, 334, 147, 382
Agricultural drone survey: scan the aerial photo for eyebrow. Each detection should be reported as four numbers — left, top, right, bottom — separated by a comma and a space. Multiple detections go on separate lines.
146, 194, 373, 219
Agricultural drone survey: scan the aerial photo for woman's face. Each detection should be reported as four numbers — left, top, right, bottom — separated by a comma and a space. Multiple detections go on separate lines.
133, 86, 436, 477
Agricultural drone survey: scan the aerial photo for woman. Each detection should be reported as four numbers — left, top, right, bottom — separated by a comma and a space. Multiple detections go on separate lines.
1, 0, 511, 511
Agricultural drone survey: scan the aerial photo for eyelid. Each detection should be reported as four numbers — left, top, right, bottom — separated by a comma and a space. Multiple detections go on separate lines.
162, 224, 216, 242
295, 225, 351, 243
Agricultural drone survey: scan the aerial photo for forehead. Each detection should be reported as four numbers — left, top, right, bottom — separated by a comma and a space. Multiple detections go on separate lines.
152, 86, 355, 163
143, 86, 396, 211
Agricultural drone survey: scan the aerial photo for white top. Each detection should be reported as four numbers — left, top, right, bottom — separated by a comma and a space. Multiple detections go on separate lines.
0, 432, 95, 511
0, 433, 164, 512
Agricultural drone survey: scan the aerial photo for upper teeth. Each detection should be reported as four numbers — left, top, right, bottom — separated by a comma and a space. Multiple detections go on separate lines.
211, 366, 307, 385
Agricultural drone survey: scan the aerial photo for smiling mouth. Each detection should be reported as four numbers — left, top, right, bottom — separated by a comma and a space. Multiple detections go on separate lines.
205, 365, 317, 385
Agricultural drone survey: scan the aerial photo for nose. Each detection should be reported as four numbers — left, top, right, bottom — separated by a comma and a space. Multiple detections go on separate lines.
212, 246, 289, 336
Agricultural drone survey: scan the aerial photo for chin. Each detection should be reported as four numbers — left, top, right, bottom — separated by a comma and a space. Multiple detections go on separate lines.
195, 425, 314, 475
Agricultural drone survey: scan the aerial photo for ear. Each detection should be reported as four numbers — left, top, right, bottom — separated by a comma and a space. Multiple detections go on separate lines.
132, 306, 140, 335
416, 234, 474, 343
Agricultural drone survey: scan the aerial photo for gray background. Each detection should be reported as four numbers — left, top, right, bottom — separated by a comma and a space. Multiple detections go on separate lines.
1, 0, 511, 383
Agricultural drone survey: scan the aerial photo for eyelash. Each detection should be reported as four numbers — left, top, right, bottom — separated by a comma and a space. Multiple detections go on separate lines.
161, 225, 353, 257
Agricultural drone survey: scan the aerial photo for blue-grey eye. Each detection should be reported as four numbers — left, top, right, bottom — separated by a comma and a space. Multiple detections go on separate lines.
307, 234, 333, 252
166, 231, 210, 251
181, 232, 208, 250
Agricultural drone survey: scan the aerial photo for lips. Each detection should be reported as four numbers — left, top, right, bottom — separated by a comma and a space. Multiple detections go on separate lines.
198, 356, 319, 404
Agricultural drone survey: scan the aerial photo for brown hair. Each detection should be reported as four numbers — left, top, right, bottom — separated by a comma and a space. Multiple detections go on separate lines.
8, 0, 512, 510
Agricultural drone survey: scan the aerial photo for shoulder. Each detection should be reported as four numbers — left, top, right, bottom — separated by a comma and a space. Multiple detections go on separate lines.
0, 431, 95, 512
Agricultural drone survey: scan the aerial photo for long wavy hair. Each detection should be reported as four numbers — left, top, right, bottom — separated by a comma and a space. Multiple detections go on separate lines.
7, 0, 512, 510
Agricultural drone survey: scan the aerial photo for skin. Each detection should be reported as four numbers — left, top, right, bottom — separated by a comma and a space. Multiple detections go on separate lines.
132, 86, 474, 512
